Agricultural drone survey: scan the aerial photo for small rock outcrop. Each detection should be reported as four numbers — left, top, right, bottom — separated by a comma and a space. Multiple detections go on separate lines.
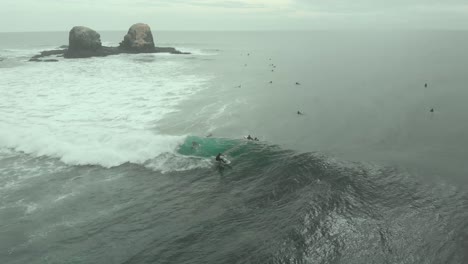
119, 23, 156, 52
29, 49, 64, 62
65, 26, 103, 58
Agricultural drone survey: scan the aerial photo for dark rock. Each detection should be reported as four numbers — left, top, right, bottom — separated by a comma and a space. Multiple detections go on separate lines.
119, 23, 155, 52
154, 47, 190, 54
41, 50, 65, 56
65, 46, 121, 58
68, 26, 101, 51
65, 26, 102, 58
29, 58, 59, 62
29, 50, 65, 62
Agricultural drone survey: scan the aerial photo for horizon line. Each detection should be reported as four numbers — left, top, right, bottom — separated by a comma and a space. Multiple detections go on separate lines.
2, 28, 468, 34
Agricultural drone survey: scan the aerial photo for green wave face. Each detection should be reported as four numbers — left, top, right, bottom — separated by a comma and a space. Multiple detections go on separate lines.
177, 136, 251, 158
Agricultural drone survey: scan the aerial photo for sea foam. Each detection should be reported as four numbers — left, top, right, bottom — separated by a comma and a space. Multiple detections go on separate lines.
0, 52, 211, 167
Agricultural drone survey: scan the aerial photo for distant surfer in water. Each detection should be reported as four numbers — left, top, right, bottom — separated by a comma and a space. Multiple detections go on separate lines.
246, 135, 253, 140
254, 137, 259, 141
297, 111, 304, 115
425, 83, 428, 88
430, 108, 434, 113
296, 82, 300, 85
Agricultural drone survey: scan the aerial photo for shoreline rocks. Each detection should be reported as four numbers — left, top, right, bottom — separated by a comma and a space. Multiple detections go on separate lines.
29, 49, 65, 62
65, 26, 102, 58
119, 23, 156, 53
30, 23, 189, 62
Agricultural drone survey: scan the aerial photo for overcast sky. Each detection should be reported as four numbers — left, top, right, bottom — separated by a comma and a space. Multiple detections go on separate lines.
1, 0, 468, 32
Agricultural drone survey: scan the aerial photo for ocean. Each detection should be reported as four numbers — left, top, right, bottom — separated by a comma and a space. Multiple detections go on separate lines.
0, 31, 467, 264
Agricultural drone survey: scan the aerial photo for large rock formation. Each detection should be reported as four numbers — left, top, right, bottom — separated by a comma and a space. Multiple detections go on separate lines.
30, 23, 189, 61
65, 26, 104, 58
119, 23, 156, 52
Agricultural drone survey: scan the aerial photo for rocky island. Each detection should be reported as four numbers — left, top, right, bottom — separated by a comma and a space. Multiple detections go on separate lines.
30, 23, 189, 62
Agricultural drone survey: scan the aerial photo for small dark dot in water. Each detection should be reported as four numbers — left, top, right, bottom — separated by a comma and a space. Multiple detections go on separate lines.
430, 108, 434, 113
425, 83, 428, 88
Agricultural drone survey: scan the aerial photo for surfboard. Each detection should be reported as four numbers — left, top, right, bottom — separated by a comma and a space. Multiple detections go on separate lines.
221, 158, 231, 165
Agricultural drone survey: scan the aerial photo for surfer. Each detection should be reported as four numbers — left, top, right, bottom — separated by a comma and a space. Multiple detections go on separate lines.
254, 137, 259, 141
430, 108, 434, 113
425, 83, 428, 88
296, 82, 300, 85
246, 135, 253, 140
191, 141, 200, 149
297, 111, 304, 115
216, 153, 227, 164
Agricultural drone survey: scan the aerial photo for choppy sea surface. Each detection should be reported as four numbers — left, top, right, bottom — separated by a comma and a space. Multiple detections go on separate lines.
0, 31, 467, 264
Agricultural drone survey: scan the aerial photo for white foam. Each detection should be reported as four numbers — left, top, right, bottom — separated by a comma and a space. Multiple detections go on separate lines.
25, 203, 38, 214
174, 47, 219, 56
145, 153, 213, 174
53, 192, 76, 203
0, 53, 210, 167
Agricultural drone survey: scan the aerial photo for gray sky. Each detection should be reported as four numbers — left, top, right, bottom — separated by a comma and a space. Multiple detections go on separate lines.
1, 0, 468, 32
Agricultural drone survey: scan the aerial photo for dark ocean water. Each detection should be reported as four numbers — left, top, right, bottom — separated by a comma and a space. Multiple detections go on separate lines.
0, 31, 467, 264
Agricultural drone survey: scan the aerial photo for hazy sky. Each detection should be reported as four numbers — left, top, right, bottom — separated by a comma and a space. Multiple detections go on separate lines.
1, 0, 468, 32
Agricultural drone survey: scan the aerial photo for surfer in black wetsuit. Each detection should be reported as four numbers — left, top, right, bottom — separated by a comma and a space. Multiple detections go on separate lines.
247, 135, 253, 140
430, 108, 434, 113
254, 137, 259, 141
216, 153, 226, 163
297, 111, 303, 115
191, 141, 200, 149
